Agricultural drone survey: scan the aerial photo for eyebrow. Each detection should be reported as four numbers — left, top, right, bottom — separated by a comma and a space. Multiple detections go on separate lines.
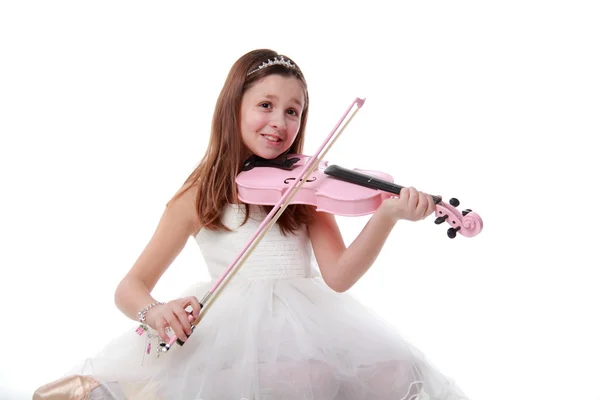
264, 94, 303, 108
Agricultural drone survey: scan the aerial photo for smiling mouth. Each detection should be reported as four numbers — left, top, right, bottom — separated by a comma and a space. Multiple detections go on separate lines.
261, 134, 283, 142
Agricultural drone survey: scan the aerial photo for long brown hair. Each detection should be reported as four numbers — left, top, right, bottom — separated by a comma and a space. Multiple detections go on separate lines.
170, 49, 315, 235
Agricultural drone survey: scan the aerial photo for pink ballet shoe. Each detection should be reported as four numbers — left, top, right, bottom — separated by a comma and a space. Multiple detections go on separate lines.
32, 374, 100, 400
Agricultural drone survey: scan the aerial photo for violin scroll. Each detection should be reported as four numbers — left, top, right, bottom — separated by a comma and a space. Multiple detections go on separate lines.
434, 197, 483, 239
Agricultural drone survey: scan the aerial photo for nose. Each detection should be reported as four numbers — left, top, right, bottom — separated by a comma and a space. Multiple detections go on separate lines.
269, 111, 286, 131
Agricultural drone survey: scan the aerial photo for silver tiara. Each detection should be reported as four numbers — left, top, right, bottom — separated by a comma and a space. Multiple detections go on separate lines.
247, 55, 297, 76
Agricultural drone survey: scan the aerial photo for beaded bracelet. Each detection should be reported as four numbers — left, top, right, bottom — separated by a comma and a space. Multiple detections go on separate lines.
137, 301, 165, 323
133, 302, 165, 363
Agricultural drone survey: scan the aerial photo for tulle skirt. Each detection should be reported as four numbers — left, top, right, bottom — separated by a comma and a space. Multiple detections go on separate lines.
38, 277, 469, 400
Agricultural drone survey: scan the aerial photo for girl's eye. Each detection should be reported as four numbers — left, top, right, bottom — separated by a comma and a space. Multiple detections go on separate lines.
259, 102, 271, 108
287, 109, 298, 116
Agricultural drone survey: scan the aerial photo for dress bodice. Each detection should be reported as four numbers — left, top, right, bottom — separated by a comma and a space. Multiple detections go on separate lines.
194, 204, 319, 282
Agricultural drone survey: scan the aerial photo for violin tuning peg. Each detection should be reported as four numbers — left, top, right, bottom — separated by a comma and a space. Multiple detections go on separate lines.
447, 226, 460, 239
434, 215, 448, 225
449, 198, 460, 207
462, 208, 472, 216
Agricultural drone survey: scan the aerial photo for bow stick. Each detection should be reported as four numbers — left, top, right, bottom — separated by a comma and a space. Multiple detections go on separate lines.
159, 97, 365, 352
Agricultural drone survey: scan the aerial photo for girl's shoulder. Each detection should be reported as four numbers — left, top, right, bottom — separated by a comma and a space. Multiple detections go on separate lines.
167, 182, 203, 237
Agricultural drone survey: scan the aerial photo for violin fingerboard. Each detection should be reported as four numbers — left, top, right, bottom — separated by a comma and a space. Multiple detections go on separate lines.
324, 165, 442, 204
323, 165, 402, 195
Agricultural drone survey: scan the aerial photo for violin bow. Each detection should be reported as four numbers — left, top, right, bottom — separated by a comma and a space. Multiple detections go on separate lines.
158, 97, 366, 352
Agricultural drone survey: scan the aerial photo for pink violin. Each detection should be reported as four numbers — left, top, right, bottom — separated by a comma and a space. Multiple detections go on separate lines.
237, 153, 483, 238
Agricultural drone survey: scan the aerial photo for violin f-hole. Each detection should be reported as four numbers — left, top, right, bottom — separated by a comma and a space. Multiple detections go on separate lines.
284, 177, 316, 184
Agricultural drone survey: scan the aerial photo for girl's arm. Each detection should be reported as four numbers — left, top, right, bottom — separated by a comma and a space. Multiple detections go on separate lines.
307, 187, 434, 292
113, 184, 202, 341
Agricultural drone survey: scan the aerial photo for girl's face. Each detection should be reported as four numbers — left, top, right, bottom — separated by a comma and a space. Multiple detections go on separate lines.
239, 74, 305, 159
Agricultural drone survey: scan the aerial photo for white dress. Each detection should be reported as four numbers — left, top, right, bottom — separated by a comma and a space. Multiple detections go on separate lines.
57, 204, 469, 400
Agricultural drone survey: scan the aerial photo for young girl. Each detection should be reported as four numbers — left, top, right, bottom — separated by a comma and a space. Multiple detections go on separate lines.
34, 49, 469, 400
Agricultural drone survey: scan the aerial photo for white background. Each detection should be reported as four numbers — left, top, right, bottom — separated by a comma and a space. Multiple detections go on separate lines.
1, 1, 599, 399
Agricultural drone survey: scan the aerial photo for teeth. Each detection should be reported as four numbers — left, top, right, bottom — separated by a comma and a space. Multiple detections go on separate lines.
263, 135, 280, 142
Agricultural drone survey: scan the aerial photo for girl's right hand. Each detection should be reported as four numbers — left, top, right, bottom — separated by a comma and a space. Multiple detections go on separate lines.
144, 296, 202, 343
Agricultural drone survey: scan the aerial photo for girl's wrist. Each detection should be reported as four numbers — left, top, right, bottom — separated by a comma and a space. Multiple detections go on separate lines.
378, 199, 402, 224
137, 301, 166, 324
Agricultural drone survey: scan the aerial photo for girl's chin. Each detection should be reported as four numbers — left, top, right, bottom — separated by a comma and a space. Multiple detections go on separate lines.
251, 141, 288, 159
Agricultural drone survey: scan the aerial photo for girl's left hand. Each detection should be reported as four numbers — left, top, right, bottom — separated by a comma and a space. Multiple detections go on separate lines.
380, 186, 436, 222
